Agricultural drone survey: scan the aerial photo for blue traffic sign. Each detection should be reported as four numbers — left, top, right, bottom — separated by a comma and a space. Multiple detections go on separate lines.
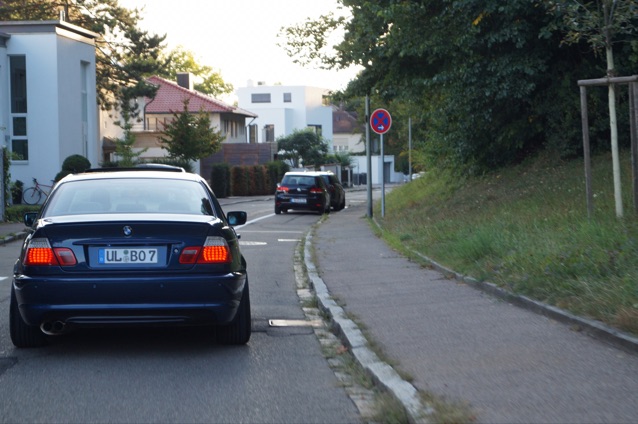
370, 108, 392, 134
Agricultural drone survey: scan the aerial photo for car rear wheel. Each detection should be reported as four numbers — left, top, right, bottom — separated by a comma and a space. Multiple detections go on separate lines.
275, 205, 281, 214
10, 289, 47, 348
217, 282, 251, 345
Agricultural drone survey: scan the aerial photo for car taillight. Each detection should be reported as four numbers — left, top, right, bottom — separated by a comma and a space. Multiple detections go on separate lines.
179, 236, 232, 264
24, 238, 77, 266
277, 186, 289, 193
310, 187, 323, 193
54, 248, 77, 266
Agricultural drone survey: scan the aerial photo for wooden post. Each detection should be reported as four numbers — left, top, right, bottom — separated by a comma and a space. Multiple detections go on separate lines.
578, 75, 638, 218
631, 82, 638, 212
580, 85, 594, 218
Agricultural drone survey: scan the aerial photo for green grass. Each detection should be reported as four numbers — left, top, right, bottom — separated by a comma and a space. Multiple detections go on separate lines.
5, 204, 39, 222
376, 150, 638, 335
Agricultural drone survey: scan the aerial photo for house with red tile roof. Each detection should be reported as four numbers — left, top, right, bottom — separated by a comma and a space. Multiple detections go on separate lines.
102, 73, 263, 178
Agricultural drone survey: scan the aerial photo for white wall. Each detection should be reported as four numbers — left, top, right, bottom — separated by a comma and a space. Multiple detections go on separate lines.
351, 155, 403, 185
236, 84, 333, 149
1, 22, 97, 190
6, 32, 61, 186
56, 33, 97, 166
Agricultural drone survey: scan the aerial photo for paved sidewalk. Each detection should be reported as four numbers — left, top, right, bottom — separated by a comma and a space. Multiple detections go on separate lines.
308, 202, 638, 423
0, 222, 28, 245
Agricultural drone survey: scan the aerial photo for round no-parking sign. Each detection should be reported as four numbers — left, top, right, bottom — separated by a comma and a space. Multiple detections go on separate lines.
370, 108, 392, 134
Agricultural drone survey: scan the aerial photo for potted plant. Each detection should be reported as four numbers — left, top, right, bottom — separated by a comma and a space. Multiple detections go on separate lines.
11, 180, 23, 205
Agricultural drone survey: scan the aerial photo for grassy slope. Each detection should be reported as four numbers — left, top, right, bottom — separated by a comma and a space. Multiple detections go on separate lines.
376, 150, 638, 335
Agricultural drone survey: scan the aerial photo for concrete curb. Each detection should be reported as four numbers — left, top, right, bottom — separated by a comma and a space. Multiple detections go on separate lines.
422, 251, 638, 354
0, 231, 27, 246
304, 232, 431, 424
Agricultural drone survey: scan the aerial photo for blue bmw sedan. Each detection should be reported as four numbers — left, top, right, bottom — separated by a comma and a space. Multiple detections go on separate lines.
10, 165, 251, 347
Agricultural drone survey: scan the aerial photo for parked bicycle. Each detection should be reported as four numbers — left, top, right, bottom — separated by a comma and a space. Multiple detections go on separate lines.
22, 178, 54, 205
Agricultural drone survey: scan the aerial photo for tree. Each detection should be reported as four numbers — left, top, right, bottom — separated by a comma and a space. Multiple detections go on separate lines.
158, 99, 224, 161
114, 116, 147, 167
281, 0, 638, 175
0, 0, 169, 113
548, 0, 638, 217
159, 46, 233, 98
0, 1, 169, 169
277, 129, 329, 169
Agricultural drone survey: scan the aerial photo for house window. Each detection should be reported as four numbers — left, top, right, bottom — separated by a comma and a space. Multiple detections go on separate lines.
10, 55, 28, 160
81, 61, 89, 157
307, 124, 322, 138
264, 124, 275, 142
283, 92, 292, 103
223, 120, 238, 138
248, 124, 257, 143
251, 93, 271, 103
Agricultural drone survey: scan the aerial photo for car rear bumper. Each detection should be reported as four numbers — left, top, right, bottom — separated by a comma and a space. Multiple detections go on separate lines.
275, 197, 326, 211
13, 272, 247, 328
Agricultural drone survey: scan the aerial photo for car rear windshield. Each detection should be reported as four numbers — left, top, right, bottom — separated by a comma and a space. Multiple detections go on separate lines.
282, 175, 317, 186
43, 178, 216, 217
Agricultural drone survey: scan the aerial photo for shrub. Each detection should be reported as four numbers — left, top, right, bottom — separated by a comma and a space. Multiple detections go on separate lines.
253, 165, 268, 195
210, 163, 231, 198
230, 166, 251, 196
55, 154, 92, 181
266, 161, 289, 193
11, 180, 23, 205
6, 204, 40, 222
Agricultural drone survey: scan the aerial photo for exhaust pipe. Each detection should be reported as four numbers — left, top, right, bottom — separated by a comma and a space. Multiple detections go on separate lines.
40, 321, 66, 335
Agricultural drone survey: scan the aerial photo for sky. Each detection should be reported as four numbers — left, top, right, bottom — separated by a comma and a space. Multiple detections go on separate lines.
117, 0, 360, 100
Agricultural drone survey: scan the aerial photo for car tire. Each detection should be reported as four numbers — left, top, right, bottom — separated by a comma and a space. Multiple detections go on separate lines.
10, 288, 47, 348
339, 197, 346, 210
275, 205, 281, 214
217, 282, 251, 345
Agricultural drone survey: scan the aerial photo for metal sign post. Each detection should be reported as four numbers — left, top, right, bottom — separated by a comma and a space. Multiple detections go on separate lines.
370, 108, 392, 218
365, 97, 372, 218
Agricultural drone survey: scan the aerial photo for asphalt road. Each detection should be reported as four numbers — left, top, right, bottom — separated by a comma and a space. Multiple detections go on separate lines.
0, 198, 360, 424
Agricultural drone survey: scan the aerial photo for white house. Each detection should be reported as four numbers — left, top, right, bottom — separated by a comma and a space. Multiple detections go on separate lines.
0, 20, 98, 190
236, 82, 334, 151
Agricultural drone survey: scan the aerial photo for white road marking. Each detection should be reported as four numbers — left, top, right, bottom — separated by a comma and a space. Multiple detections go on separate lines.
240, 230, 303, 234
234, 214, 275, 229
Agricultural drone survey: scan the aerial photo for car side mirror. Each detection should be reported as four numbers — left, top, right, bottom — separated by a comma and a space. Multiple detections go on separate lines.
24, 212, 37, 227
227, 211, 247, 226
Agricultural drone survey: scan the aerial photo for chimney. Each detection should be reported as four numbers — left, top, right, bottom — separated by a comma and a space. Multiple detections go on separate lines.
177, 72, 194, 90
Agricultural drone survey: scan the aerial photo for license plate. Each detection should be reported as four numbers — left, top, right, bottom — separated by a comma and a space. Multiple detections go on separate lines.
291, 198, 307, 204
98, 248, 158, 264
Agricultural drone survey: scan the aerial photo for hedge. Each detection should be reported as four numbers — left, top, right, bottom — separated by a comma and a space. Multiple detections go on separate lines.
212, 161, 289, 197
